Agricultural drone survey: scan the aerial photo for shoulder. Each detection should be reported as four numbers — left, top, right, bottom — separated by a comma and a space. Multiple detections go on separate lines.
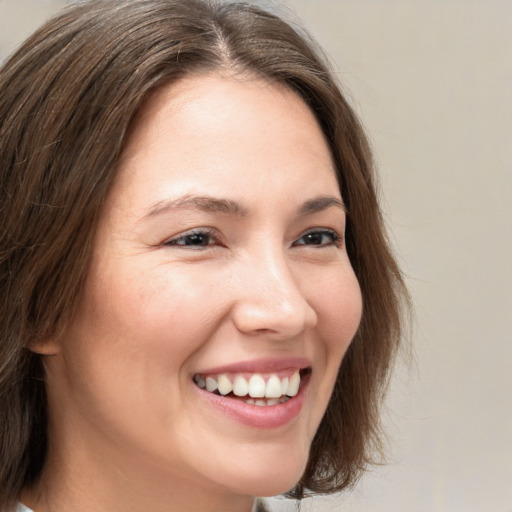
254, 498, 272, 512
13, 500, 268, 512
13, 504, 33, 512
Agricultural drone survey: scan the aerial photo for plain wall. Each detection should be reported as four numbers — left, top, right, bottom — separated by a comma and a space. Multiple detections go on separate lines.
1, 1, 511, 511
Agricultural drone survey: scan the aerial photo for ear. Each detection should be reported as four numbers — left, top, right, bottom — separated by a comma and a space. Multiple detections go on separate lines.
29, 338, 61, 356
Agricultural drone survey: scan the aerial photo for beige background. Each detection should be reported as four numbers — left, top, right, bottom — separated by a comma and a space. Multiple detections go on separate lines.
1, 1, 511, 511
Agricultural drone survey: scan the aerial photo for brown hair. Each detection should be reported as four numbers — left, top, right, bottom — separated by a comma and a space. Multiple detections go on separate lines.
0, 0, 407, 508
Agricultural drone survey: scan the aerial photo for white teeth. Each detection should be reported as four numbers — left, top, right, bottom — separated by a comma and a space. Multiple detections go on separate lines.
265, 375, 282, 398
217, 374, 232, 395
281, 377, 289, 396
245, 397, 286, 406
233, 375, 249, 397
205, 376, 218, 393
193, 375, 206, 389
248, 374, 266, 398
287, 370, 300, 397
194, 370, 304, 400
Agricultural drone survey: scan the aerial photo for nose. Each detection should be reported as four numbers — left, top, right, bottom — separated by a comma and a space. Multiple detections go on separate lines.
230, 248, 318, 339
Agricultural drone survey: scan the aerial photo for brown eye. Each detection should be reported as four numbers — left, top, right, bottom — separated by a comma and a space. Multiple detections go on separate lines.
165, 229, 216, 248
294, 229, 340, 247
180, 233, 211, 246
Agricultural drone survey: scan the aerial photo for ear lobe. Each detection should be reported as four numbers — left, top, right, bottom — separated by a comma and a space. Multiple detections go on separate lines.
29, 338, 61, 356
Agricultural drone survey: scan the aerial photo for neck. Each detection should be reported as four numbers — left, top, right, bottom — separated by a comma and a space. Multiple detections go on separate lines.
23, 480, 255, 512
23, 439, 255, 512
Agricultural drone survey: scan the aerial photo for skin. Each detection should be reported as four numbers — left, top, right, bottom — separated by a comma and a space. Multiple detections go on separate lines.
27, 74, 363, 512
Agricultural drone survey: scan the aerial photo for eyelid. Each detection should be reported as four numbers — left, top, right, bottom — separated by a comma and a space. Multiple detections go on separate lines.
162, 226, 343, 250
163, 227, 220, 248
293, 227, 343, 248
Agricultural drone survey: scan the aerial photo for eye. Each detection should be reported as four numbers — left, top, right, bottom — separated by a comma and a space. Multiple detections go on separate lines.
164, 228, 220, 249
293, 228, 341, 248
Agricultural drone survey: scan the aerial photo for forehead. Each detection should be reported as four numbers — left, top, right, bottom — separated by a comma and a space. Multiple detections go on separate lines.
108, 73, 340, 216
122, 72, 333, 163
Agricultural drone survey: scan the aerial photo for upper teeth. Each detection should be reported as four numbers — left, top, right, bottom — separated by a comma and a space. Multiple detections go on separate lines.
194, 370, 301, 398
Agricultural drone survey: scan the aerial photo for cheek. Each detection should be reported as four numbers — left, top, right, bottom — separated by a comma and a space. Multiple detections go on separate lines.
294, 263, 362, 442
309, 264, 363, 353
55, 260, 224, 432
79, 259, 226, 370
307, 264, 361, 405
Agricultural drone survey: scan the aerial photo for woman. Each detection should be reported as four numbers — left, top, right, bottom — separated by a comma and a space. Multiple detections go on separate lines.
0, 1, 407, 511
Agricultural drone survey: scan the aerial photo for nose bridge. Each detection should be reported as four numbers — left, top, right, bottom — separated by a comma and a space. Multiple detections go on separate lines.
231, 241, 317, 337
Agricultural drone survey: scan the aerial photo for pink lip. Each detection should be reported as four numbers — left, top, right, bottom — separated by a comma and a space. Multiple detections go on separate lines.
193, 371, 311, 429
194, 356, 311, 376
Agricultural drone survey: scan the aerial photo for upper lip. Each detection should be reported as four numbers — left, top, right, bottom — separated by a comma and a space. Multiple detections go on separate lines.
194, 356, 311, 376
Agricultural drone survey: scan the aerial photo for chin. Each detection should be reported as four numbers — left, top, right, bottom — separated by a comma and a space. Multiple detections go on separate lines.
217, 442, 310, 498
250, 473, 304, 498
228, 470, 305, 498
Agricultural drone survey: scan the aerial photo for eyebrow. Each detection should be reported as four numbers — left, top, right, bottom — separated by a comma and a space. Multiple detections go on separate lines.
144, 195, 249, 219
297, 195, 346, 216
141, 193, 344, 221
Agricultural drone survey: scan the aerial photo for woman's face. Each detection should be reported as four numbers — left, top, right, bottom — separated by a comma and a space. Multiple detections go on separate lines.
44, 75, 362, 505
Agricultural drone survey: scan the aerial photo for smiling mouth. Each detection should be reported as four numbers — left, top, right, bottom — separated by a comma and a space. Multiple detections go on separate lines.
193, 368, 311, 406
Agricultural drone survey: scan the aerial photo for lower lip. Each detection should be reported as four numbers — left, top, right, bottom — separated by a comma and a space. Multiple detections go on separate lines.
194, 374, 309, 429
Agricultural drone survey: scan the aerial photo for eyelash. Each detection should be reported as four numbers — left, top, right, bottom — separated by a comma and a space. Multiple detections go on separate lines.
164, 228, 220, 249
164, 227, 342, 250
293, 228, 341, 248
